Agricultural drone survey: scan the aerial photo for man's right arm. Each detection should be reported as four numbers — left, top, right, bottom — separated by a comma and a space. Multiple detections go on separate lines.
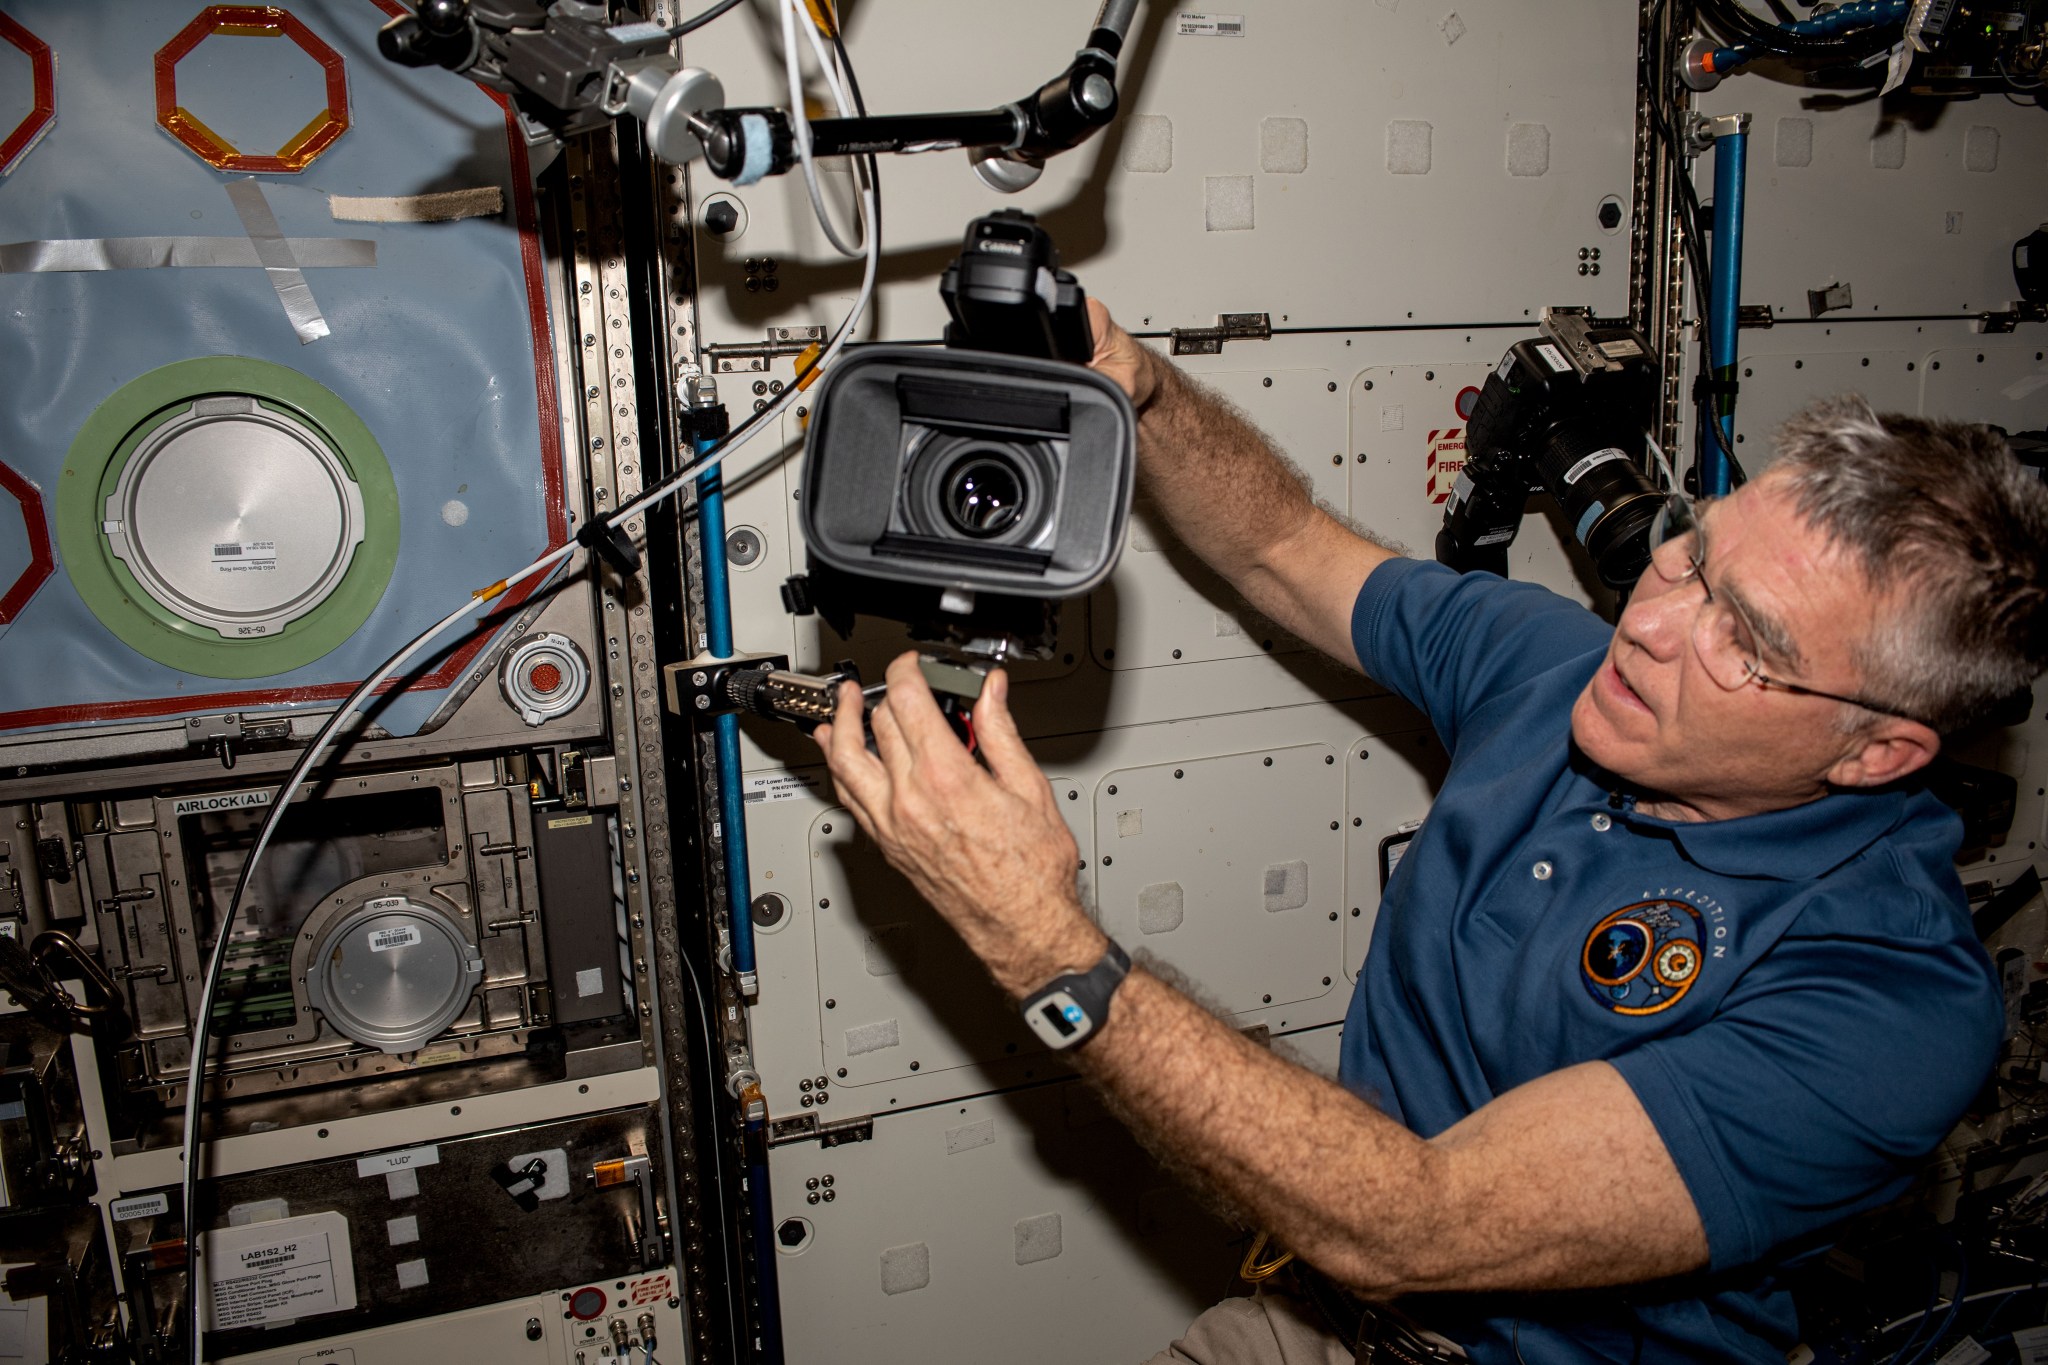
1089, 300, 1402, 671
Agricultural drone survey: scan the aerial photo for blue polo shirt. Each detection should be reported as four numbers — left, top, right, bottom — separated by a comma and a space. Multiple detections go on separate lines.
1340, 558, 2002, 1364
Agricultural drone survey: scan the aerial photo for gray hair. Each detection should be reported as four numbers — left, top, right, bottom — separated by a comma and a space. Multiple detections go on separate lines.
1769, 395, 2048, 734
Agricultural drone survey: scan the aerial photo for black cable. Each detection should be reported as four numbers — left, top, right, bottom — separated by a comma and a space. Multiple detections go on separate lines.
1696, 0, 1900, 60
667, 0, 746, 38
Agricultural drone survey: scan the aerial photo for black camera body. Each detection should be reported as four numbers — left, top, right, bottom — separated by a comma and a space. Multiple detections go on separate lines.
794, 211, 1136, 658
1436, 314, 1664, 589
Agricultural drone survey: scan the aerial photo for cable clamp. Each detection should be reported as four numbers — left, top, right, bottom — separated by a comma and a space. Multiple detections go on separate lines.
1691, 374, 1740, 402
577, 518, 644, 574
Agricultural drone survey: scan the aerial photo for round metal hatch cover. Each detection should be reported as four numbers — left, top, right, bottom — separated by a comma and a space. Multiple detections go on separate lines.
304, 897, 481, 1055
58, 357, 399, 679
104, 395, 365, 639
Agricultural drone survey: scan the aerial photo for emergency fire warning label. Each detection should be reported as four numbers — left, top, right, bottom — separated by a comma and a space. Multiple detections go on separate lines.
1426, 428, 1466, 504
203, 1212, 358, 1332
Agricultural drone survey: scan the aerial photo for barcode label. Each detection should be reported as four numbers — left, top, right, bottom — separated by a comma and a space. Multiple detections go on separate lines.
210, 539, 278, 574
112, 1192, 171, 1222
1177, 12, 1245, 35
367, 925, 421, 953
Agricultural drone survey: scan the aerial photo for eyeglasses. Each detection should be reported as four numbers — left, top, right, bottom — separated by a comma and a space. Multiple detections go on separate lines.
1643, 494, 1928, 724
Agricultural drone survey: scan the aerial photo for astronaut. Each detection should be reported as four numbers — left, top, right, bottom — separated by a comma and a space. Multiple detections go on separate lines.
813, 300, 2048, 1362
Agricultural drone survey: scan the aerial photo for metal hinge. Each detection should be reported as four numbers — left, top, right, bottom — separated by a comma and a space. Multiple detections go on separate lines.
1170, 313, 1272, 356
1977, 303, 2047, 334
702, 326, 825, 374
767, 1112, 875, 1148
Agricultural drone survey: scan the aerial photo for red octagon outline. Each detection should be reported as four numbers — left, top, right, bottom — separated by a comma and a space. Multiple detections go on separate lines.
155, 6, 350, 174
0, 15, 57, 176
0, 461, 55, 626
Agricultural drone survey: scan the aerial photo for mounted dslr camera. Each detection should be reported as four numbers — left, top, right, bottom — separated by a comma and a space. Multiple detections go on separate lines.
1436, 308, 1666, 589
790, 208, 1136, 660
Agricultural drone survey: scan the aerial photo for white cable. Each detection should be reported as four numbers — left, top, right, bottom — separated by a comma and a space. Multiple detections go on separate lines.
780, 0, 865, 257
1878, 1283, 2041, 1335
178, 544, 573, 1365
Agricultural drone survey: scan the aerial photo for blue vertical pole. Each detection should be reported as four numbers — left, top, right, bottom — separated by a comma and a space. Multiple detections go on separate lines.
691, 415, 756, 994
1706, 115, 1750, 497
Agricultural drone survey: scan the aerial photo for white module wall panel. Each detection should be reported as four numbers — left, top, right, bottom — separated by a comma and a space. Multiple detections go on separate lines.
768, 1080, 1237, 1365
1731, 348, 1917, 458
809, 780, 1095, 1087
1733, 336, 2048, 463
1097, 368, 1349, 671
1093, 744, 1345, 1015
1695, 81, 2048, 319
1920, 344, 2048, 428
680, 0, 1637, 339
1343, 730, 1451, 981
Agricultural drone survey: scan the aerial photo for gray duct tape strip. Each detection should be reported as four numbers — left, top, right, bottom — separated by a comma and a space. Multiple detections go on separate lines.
0, 237, 377, 272
226, 178, 331, 345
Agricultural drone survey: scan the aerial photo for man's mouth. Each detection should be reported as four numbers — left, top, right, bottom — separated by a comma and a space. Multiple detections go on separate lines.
1603, 659, 1652, 716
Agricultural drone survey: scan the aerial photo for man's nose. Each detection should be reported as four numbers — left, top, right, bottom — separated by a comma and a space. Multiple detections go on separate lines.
1620, 572, 1693, 662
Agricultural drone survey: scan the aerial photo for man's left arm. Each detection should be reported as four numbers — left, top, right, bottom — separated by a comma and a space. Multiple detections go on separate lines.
816, 654, 1709, 1299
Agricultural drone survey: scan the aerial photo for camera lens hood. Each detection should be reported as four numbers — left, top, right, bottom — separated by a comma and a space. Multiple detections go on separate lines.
799, 345, 1136, 599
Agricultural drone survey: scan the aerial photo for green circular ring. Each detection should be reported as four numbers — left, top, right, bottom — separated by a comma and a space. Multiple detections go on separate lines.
57, 357, 400, 680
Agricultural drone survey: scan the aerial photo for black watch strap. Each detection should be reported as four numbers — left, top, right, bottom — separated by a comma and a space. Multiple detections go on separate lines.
1020, 940, 1131, 1051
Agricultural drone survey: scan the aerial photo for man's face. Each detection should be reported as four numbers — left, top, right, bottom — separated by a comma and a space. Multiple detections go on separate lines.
1569, 473, 1892, 821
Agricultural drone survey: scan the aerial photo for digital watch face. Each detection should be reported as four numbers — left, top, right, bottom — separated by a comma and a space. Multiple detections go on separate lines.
1023, 989, 1096, 1050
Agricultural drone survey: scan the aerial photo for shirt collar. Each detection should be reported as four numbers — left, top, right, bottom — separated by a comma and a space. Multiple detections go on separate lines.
1568, 748, 1924, 881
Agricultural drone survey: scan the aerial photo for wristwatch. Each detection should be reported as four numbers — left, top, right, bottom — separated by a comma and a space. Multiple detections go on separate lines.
1020, 940, 1130, 1051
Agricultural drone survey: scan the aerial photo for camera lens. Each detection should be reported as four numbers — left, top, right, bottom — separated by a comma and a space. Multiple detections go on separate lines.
940, 453, 1027, 539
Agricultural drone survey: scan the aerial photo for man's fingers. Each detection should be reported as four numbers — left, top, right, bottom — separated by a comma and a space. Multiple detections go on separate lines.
971, 670, 1045, 800
819, 682, 889, 830
1086, 297, 1155, 409
880, 652, 964, 761
868, 690, 917, 789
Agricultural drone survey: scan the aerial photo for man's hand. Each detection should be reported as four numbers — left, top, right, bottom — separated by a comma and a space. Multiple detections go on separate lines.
1086, 297, 1162, 410
812, 652, 1106, 999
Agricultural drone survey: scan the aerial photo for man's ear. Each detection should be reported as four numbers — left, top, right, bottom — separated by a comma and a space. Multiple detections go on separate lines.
1826, 720, 1942, 789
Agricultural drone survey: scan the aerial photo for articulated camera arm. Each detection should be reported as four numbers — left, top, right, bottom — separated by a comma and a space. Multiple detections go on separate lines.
379, 0, 1141, 190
